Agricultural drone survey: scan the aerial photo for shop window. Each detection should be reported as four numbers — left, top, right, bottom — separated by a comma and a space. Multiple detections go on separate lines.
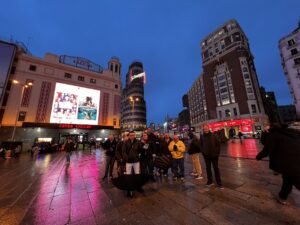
90, 78, 96, 84
225, 109, 231, 117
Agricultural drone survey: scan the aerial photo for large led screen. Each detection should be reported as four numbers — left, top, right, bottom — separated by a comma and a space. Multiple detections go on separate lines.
50, 83, 100, 125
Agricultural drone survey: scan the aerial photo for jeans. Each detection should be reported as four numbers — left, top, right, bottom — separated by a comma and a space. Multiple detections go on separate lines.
104, 155, 115, 177
172, 158, 184, 178
204, 156, 222, 185
279, 175, 300, 200
191, 153, 202, 176
126, 162, 140, 175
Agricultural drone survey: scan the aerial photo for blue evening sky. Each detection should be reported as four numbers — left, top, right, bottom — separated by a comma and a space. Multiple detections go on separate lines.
1, 0, 299, 124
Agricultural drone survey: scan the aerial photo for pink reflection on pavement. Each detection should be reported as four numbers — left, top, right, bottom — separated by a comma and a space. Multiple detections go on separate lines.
224, 139, 261, 159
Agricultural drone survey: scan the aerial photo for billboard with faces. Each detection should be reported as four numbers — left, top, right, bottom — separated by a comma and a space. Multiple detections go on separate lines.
50, 83, 100, 125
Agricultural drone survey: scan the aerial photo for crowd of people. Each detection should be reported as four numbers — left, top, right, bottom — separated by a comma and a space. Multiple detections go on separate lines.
98, 125, 223, 197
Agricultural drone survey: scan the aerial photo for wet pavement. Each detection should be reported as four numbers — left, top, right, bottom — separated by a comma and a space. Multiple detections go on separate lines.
0, 139, 299, 225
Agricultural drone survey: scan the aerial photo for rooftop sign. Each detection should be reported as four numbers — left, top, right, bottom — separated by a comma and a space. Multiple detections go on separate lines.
59, 55, 103, 73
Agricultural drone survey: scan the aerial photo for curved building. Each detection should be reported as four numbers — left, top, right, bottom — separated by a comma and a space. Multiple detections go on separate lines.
121, 62, 147, 131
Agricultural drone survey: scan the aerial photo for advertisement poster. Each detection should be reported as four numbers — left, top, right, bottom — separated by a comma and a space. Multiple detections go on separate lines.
50, 83, 100, 125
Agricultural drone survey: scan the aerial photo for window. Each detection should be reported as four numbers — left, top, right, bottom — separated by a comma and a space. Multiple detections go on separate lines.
244, 73, 250, 79
78, 76, 85, 81
247, 88, 253, 93
110, 64, 113, 71
233, 108, 237, 116
291, 48, 298, 55
90, 78, 96, 84
115, 84, 118, 89
113, 118, 117, 126
18, 111, 26, 121
242, 67, 248, 72
288, 39, 295, 46
251, 104, 257, 113
220, 88, 227, 93
221, 94, 228, 100
218, 74, 226, 81
294, 57, 300, 65
219, 81, 226, 87
225, 109, 231, 117
29, 65, 36, 71
64, 73, 72, 78
115, 65, 118, 73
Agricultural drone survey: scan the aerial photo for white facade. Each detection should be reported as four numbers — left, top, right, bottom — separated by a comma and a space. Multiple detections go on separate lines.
279, 23, 300, 117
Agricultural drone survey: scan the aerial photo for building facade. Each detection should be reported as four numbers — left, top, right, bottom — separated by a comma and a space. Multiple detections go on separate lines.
279, 22, 300, 117
0, 40, 122, 149
260, 87, 282, 124
189, 19, 268, 136
121, 62, 147, 132
278, 104, 299, 123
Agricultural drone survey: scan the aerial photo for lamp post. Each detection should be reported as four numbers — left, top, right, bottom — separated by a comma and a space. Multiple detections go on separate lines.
9, 80, 33, 150
129, 96, 139, 129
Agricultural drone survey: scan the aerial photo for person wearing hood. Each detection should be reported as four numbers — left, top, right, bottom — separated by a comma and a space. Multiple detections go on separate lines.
256, 125, 300, 205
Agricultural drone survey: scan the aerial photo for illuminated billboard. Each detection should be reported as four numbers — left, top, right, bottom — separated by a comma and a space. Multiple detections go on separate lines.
50, 83, 100, 125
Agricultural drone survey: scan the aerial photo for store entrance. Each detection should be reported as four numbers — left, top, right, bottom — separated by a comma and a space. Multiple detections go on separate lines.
59, 132, 89, 150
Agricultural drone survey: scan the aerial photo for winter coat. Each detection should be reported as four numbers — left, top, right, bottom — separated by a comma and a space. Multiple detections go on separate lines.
102, 139, 117, 156
140, 140, 155, 161
115, 141, 125, 161
200, 132, 220, 158
260, 130, 270, 145
168, 140, 186, 159
122, 139, 142, 163
256, 128, 300, 176
188, 137, 201, 155
160, 138, 172, 156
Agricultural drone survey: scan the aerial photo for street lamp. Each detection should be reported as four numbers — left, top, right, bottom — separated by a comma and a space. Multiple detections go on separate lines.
129, 96, 139, 129
9, 80, 33, 150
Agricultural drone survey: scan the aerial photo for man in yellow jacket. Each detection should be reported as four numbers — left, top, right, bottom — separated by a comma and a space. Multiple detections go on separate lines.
168, 133, 186, 181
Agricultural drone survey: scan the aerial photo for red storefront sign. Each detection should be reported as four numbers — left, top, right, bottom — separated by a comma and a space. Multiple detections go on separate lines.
208, 119, 253, 132
59, 124, 93, 129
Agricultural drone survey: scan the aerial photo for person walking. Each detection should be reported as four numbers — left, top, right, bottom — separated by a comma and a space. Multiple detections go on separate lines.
187, 133, 203, 180
102, 134, 117, 180
168, 133, 186, 181
200, 124, 223, 189
256, 126, 300, 205
64, 139, 73, 164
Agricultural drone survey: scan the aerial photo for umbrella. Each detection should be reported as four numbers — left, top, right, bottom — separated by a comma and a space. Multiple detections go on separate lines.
153, 155, 172, 170
112, 174, 149, 191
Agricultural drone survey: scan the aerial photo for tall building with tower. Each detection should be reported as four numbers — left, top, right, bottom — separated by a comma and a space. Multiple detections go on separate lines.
279, 21, 300, 118
121, 62, 147, 132
188, 19, 268, 136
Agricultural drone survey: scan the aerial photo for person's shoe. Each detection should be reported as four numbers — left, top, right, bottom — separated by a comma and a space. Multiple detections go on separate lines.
190, 172, 197, 176
163, 173, 168, 177
217, 185, 224, 189
277, 196, 288, 205
172, 176, 177, 181
195, 176, 204, 180
205, 182, 214, 187
180, 177, 185, 181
